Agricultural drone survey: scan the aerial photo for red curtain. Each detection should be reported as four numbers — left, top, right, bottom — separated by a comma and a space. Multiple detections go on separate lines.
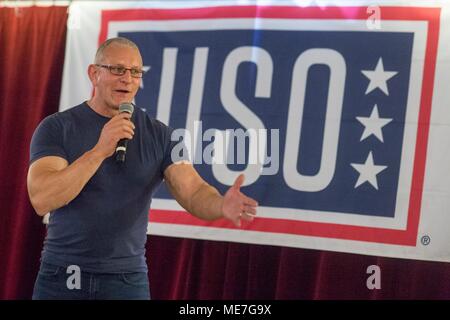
1, 5, 449, 300
147, 236, 450, 299
0, 6, 68, 299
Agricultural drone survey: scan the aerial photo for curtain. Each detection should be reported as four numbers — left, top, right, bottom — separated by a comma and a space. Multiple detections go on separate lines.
0, 6, 68, 299
0, 5, 448, 300
147, 236, 450, 299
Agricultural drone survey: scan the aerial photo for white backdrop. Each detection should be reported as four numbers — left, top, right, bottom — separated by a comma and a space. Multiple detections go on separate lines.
60, 0, 450, 262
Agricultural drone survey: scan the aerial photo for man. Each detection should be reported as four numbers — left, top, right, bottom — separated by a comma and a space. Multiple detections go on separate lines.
27, 37, 258, 300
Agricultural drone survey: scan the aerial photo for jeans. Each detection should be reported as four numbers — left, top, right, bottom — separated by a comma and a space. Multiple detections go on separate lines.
32, 262, 150, 300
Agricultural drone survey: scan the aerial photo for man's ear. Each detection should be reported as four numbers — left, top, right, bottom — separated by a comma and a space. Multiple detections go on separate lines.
87, 64, 98, 86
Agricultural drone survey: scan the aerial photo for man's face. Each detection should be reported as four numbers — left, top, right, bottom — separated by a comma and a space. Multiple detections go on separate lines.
92, 44, 143, 110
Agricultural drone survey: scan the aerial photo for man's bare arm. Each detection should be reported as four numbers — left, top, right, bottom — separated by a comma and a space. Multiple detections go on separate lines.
27, 112, 135, 216
27, 152, 105, 216
164, 162, 258, 226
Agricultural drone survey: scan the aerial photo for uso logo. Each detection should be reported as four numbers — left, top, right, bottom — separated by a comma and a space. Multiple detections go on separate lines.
99, 6, 439, 246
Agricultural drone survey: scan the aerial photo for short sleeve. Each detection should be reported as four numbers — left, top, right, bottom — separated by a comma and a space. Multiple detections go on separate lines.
29, 114, 68, 165
160, 124, 191, 174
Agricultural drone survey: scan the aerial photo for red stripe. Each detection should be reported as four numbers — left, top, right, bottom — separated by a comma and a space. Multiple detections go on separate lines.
150, 209, 411, 245
99, 6, 442, 44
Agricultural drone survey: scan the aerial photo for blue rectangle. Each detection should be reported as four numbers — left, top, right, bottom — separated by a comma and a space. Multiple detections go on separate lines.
126, 29, 413, 218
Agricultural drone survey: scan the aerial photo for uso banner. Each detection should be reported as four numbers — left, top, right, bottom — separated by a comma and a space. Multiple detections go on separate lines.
60, 1, 450, 262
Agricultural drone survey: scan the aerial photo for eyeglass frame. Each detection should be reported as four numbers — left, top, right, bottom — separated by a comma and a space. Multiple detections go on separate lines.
95, 64, 146, 78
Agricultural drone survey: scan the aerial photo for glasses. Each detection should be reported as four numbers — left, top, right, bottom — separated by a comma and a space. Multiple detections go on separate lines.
95, 64, 145, 78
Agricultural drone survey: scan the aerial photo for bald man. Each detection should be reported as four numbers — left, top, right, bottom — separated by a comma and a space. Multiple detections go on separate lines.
28, 37, 258, 300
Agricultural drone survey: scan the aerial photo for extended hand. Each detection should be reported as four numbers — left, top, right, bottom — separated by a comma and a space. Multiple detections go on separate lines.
222, 174, 258, 227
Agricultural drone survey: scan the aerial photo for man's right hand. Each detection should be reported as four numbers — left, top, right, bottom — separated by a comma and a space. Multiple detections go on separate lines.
93, 112, 135, 159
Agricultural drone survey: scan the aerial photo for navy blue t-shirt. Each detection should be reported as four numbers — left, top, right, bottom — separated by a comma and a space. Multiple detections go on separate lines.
30, 102, 177, 273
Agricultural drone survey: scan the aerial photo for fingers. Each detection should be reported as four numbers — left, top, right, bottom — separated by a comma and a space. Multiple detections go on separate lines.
232, 175, 258, 207
243, 195, 258, 207
243, 205, 257, 216
108, 113, 135, 140
232, 174, 245, 190
111, 112, 133, 126
241, 213, 254, 222
121, 123, 135, 139
237, 210, 255, 224
111, 124, 134, 140
234, 204, 257, 226
223, 174, 260, 228
95, 113, 136, 158
235, 195, 258, 226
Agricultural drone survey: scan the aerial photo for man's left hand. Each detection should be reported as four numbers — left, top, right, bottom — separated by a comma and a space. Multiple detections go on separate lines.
221, 174, 258, 227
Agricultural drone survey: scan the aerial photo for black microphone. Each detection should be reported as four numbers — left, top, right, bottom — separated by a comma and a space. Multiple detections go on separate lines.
115, 102, 135, 163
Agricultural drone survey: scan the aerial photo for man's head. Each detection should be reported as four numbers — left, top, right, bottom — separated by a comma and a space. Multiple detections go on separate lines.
88, 37, 143, 114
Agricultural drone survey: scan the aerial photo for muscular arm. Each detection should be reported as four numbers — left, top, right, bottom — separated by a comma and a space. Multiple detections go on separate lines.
27, 151, 105, 216
27, 112, 135, 216
164, 163, 258, 226
164, 162, 223, 220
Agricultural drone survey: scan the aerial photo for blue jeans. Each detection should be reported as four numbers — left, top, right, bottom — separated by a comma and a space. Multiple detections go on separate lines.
32, 262, 150, 300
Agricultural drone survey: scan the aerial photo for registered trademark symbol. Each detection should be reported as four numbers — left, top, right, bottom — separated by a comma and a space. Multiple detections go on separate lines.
421, 235, 431, 246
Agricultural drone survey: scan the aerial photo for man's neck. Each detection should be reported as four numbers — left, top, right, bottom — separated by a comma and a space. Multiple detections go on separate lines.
86, 98, 118, 118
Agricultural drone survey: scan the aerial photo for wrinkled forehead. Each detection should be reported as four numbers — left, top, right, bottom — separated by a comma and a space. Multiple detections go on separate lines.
96, 43, 143, 67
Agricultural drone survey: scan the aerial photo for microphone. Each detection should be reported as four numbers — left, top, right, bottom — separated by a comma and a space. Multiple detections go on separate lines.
115, 102, 135, 163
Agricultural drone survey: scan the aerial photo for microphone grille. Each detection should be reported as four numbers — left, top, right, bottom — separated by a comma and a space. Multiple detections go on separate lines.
119, 102, 134, 115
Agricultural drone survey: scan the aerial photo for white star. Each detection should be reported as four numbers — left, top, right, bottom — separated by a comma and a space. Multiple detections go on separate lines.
351, 152, 387, 190
139, 66, 151, 89
356, 105, 392, 142
361, 58, 398, 95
